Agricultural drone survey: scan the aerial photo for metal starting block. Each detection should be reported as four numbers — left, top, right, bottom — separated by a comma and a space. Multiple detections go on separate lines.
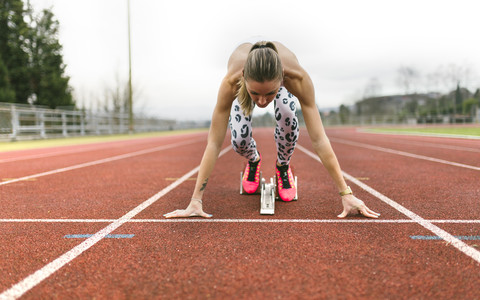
260, 178, 276, 215
240, 172, 276, 214
240, 170, 299, 215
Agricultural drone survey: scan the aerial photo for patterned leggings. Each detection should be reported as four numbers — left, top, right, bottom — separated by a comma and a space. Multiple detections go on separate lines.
229, 86, 299, 166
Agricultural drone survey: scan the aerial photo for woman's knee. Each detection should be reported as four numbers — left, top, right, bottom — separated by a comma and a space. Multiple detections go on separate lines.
274, 88, 299, 165
274, 88, 299, 135
229, 101, 254, 153
231, 124, 253, 149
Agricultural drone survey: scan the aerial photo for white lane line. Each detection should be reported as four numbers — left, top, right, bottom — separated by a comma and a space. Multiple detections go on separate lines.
0, 146, 232, 300
297, 144, 480, 264
0, 219, 116, 223
329, 137, 480, 171
0, 138, 204, 186
1, 218, 480, 223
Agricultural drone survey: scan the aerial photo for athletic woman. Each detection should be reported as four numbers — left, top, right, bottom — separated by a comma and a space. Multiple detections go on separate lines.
164, 41, 380, 219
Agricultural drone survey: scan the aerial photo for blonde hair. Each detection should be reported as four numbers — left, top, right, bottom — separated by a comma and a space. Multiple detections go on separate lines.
236, 41, 283, 116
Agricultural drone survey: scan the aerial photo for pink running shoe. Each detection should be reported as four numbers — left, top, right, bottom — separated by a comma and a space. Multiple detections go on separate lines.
242, 155, 261, 194
275, 164, 296, 201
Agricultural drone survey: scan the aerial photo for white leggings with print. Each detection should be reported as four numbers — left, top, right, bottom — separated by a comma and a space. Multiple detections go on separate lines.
229, 86, 299, 166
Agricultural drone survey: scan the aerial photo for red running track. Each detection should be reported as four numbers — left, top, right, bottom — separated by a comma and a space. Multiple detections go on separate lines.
0, 128, 479, 299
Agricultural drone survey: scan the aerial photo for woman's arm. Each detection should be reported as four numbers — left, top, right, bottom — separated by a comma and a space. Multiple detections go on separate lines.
163, 75, 237, 219
289, 71, 350, 194
164, 47, 247, 218
279, 44, 379, 218
191, 76, 238, 201
294, 75, 379, 218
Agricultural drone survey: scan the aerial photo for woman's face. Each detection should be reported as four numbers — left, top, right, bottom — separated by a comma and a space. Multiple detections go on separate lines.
245, 79, 281, 108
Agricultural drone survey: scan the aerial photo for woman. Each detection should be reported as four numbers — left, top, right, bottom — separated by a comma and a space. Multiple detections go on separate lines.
164, 41, 380, 219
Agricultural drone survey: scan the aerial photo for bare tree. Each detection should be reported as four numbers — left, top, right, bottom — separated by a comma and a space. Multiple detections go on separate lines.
442, 64, 463, 91
426, 68, 443, 93
441, 64, 473, 120
396, 66, 420, 95
425, 70, 443, 115
363, 77, 382, 99
98, 71, 143, 114
440, 63, 476, 91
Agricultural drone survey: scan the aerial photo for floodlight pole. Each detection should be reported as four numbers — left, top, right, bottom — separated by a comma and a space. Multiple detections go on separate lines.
127, 0, 134, 133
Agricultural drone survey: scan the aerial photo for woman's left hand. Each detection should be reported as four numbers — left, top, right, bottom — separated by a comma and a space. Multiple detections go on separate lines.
337, 194, 380, 218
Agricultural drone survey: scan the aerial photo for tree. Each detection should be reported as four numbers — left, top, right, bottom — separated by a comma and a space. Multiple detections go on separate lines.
26, 7, 73, 108
462, 98, 478, 116
404, 98, 418, 115
396, 66, 420, 95
0, 53, 16, 102
474, 88, 480, 100
0, 0, 32, 103
454, 83, 463, 108
363, 77, 382, 99
0, 1, 73, 107
98, 71, 144, 114
426, 69, 443, 93
443, 64, 472, 92
355, 102, 363, 117
338, 104, 350, 124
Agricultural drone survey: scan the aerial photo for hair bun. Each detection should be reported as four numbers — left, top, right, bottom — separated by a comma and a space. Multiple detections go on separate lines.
250, 41, 277, 53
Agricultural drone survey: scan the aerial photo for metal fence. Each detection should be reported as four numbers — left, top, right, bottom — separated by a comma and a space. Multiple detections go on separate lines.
2, 102, 477, 141
0, 103, 208, 141
320, 112, 480, 126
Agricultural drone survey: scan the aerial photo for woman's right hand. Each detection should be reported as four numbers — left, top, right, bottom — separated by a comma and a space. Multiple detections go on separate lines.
337, 194, 380, 219
163, 198, 213, 218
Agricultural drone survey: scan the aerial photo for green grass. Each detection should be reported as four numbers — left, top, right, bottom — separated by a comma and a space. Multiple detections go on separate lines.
365, 126, 480, 137
0, 128, 208, 152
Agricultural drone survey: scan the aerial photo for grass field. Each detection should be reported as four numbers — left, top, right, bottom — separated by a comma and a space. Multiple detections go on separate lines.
363, 126, 480, 138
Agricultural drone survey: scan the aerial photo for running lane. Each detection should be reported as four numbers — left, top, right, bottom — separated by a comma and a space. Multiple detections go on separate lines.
0, 132, 207, 180
1, 128, 479, 299
1, 133, 210, 295
326, 127, 480, 166
318, 127, 479, 220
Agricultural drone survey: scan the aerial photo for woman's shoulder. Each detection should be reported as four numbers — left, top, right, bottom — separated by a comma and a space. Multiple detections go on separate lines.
222, 44, 250, 87
273, 42, 304, 75
227, 44, 250, 72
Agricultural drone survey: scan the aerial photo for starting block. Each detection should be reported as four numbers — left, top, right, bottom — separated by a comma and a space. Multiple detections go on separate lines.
260, 177, 276, 215
240, 171, 299, 215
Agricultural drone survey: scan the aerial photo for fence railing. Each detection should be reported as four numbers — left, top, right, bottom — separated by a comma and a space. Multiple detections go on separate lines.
320, 110, 480, 126
0, 103, 208, 141
3, 102, 477, 141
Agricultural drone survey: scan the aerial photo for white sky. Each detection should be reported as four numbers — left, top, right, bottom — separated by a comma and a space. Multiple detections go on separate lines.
29, 0, 480, 120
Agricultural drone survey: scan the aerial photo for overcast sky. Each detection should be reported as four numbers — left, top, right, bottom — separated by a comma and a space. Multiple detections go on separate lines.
29, 0, 480, 120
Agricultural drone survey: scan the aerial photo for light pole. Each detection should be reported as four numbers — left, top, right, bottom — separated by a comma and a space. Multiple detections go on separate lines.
127, 0, 133, 133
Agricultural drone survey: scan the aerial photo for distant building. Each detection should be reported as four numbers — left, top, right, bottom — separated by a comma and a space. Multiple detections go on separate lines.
354, 93, 442, 116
